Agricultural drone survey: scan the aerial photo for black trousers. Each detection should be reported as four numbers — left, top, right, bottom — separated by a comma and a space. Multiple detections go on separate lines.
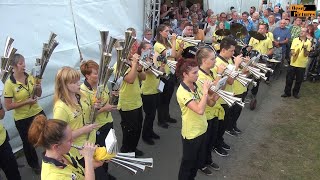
284, 66, 305, 96
178, 133, 206, 180
202, 118, 219, 167
227, 92, 246, 131
251, 79, 261, 96
14, 111, 45, 169
96, 122, 113, 176
142, 93, 159, 139
0, 132, 21, 180
158, 75, 175, 124
119, 107, 143, 153
215, 104, 231, 148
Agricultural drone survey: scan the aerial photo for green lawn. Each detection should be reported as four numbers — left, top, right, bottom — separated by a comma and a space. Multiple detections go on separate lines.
245, 82, 320, 179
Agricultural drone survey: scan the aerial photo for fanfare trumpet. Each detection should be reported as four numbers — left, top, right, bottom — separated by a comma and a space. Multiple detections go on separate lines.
31, 32, 59, 98
222, 65, 255, 87
1, 36, 16, 83
176, 36, 201, 46
198, 79, 245, 107
237, 56, 267, 82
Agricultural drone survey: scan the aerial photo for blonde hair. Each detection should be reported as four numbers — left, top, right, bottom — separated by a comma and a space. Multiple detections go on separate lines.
54, 66, 81, 109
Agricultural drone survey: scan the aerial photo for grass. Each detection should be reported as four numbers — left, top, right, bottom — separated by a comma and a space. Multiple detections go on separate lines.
244, 82, 320, 180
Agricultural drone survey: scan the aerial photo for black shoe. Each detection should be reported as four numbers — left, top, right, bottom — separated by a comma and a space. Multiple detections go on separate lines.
135, 149, 144, 157
142, 137, 155, 145
32, 167, 41, 175
293, 94, 300, 99
214, 147, 229, 157
167, 117, 177, 123
151, 132, 160, 139
221, 141, 231, 151
199, 167, 213, 176
281, 93, 291, 98
208, 162, 220, 171
233, 127, 242, 134
225, 129, 238, 137
158, 122, 169, 129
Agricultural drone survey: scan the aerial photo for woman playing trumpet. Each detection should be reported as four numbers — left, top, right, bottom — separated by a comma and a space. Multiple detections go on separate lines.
53, 67, 98, 161
154, 24, 178, 128
80, 60, 117, 178
196, 47, 226, 175
175, 58, 215, 180
4, 53, 44, 174
28, 114, 101, 180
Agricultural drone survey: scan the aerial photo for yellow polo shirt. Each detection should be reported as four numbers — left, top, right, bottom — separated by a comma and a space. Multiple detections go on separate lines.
141, 72, 160, 95
177, 82, 208, 139
80, 81, 113, 128
53, 95, 96, 160
249, 36, 273, 55
266, 32, 274, 41
154, 42, 172, 74
213, 31, 225, 42
227, 60, 248, 95
3, 73, 43, 120
290, 38, 312, 68
0, 124, 6, 146
212, 56, 233, 104
114, 65, 142, 111
41, 153, 84, 180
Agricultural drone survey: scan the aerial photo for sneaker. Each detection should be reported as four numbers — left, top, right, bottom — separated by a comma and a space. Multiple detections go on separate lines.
221, 142, 231, 151
167, 117, 177, 123
281, 93, 291, 98
233, 127, 242, 134
225, 129, 238, 137
151, 132, 160, 139
214, 147, 229, 157
199, 167, 213, 176
158, 122, 169, 129
142, 137, 155, 145
208, 162, 220, 171
135, 149, 144, 157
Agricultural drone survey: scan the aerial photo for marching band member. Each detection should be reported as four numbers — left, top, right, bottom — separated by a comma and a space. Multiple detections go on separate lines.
28, 114, 101, 180
154, 24, 178, 128
212, 37, 242, 156
0, 98, 21, 180
53, 66, 98, 161
4, 53, 44, 174
175, 58, 213, 180
139, 42, 164, 145
196, 47, 225, 175
213, 21, 227, 44
80, 60, 117, 179
117, 53, 146, 156
281, 28, 311, 99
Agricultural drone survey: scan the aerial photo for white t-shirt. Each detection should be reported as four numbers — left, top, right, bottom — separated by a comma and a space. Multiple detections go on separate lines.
204, 23, 216, 43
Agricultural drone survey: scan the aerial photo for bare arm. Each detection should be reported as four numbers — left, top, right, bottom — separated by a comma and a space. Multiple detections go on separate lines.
4, 97, 36, 111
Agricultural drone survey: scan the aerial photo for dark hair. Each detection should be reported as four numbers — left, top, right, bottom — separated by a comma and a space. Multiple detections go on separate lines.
137, 41, 151, 55
184, 22, 193, 27
175, 58, 198, 79
220, 37, 237, 50
242, 11, 249, 16
156, 24, 172, 48
195, 47, 215, 65
307, 24, 315, 38
259, 23, 269, 30
80, 60, 99, 77
28, 115, 68, 149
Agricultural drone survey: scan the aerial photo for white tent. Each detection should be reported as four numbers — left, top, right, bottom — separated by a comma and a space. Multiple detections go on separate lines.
0, 0, 144, 152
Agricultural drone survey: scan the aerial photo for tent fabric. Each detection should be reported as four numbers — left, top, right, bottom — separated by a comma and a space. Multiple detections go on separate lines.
0, 0, 144, 152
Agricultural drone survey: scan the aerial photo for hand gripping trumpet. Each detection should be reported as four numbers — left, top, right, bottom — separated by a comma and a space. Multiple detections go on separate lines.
1, 36, 17, 83
198, 79, 245, 107
237, 56, 267, 82
72, 129, 153, 174
176, 36, 202, 46
222, 65, 255, 87
31, 33, 59, 98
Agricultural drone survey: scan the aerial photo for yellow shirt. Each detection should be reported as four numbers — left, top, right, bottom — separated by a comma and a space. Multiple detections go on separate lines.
0, 123, 6, 146
141, 72, 160, 95
249, 36, 273, 55
116, 66, 143, 111
213, 31, 225, 42
290, 38, 312, 68
3, 73, 43, 120
53, 96, 96, 159
175, 39, 194, 51
154, 42, 172, 74
266, 32, 274, 41
176, 82, 208, 139
227, 60, 248, 95
212, 56, 233, 104
80, 81, 113, 128
41, 153, 84, 180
